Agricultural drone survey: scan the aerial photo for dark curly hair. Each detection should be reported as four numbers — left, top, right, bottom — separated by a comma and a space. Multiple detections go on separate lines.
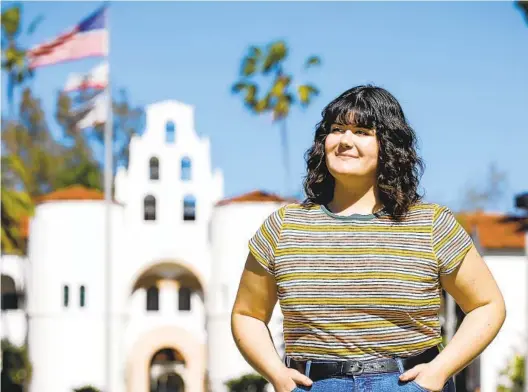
302, 85, 425, 221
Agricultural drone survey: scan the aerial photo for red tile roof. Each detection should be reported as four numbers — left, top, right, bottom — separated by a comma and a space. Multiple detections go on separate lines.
216, 190, 296, 207
456, 212, 526, 250
36, 185, 106, 203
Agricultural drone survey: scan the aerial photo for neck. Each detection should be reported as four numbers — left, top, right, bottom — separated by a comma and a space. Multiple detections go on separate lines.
328, 177, 382, 215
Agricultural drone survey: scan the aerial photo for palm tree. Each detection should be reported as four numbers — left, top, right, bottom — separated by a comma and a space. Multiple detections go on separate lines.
517, 1, 528, 23
232, 40, 321, 196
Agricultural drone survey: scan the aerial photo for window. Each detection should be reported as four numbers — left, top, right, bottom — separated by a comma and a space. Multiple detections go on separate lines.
144, 195, 156, 221
146, 286, 159, 311
80, 285, 86, 308
149, 157, 159, 180
63, 285, 69, 307
1, 275, 18, 310
166, 121, 175, 143
181, 157, 191, 181
183, 195, 196, 221
178, 287, 191, 311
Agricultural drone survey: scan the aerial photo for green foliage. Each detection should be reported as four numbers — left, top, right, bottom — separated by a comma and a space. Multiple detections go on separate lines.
73, 386, 102, 392
497, 353, 525, 392
232, 40, 321, 194
1, 339, 32, 392
1, 155, 33, 254
1, 4, 44, 112
225, 373, 269, 392
517, 1, 528, 24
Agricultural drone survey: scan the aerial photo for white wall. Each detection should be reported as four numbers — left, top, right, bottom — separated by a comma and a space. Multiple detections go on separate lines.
115, 100, 223, 382
27, 200, 126, 392
208, 201, 287, 392
480, 252, 528, 392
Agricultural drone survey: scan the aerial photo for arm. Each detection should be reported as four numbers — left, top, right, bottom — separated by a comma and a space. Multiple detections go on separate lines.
429, 245, 506, 377
231, 252, 313, 391
400, 245, 506, 389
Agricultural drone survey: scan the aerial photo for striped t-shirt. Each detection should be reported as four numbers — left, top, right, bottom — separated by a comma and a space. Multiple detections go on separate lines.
248, 202, 473, 361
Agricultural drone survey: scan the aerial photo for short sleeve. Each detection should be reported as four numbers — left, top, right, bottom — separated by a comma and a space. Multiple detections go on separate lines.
432, 205, 473, 275
248, 206, 286, 275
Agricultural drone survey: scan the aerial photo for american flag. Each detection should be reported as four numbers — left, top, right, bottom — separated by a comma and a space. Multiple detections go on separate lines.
28, 6, 107, 69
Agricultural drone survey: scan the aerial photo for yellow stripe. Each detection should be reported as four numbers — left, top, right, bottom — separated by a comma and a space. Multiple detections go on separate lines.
281, 297, 439, 306
279, 272, 433, 282
276, 247, 434, 259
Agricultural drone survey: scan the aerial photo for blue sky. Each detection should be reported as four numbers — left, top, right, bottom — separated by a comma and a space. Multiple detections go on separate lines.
3, 1, 528, 213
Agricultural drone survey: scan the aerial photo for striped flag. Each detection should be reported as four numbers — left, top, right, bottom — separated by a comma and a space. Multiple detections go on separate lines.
27, 6, 107, 69
64, 61, 108, 92
73, 90, 109, 130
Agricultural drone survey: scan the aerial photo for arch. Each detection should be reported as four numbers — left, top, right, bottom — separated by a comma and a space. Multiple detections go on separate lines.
144, 195, 156, 221
166, 121, 176, 143
183, 195, 196, 221
180, 157, 191, 181
127, 326, 205, 392
149, 157, 160, 180
129, 260, 206, 298
1, 274, 18, 310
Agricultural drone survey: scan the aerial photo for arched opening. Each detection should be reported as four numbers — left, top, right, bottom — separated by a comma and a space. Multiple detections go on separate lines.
144, 195, 156, 221
150, 157, 160, 180
150, 348, 185, 392
1, 274, 19, 310
166, 121, 175, 143
180, 157, 191, 181
126, 326, 205, 392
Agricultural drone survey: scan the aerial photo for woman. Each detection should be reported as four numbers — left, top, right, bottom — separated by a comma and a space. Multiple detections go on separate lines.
231, 85, 506, 392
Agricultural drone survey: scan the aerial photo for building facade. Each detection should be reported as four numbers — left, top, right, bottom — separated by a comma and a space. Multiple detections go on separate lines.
0, 100, 287, 392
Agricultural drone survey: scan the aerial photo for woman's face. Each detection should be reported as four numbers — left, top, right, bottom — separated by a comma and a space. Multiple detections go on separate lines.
324, 122, 379, 182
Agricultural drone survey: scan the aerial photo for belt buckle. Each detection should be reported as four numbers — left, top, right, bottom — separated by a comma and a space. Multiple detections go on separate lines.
345, 360, 364, 376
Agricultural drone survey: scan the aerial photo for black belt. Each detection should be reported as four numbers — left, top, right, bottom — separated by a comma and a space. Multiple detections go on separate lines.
286, 346, 441, 381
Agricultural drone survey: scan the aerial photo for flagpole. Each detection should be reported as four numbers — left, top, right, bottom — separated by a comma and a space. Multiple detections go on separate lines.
104, 4, 113, 392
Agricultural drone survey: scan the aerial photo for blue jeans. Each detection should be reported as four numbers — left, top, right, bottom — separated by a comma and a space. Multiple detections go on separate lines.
291, 359, 456, 392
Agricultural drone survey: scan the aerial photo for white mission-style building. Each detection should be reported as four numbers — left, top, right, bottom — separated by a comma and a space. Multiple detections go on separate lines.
0, 100, 287, 392
1, 99, 527, 392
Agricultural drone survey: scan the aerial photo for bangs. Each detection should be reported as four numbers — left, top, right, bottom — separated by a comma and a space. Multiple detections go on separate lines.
323, 94, 378, 130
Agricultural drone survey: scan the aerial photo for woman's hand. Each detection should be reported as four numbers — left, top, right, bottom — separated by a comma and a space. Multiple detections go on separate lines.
271, 367, 313, 392
399, 363, 448, 392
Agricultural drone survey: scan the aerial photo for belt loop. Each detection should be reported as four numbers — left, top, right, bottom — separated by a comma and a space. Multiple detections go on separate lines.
395, 358, 404, 373
305, 360, 312, 377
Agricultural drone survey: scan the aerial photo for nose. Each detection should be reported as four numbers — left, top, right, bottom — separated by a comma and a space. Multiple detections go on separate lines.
340, 130, 354, 148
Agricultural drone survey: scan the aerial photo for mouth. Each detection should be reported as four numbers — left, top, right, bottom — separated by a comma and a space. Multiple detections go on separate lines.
336, 154, 359, 159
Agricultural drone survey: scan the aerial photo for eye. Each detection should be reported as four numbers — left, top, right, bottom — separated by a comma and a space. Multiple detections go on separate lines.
330, 126, 343, 133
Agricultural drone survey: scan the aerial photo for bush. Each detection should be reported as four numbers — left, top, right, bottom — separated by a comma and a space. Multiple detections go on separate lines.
497, 353, 525, 392
1, 339, 32, 392
225, 373, 269, 392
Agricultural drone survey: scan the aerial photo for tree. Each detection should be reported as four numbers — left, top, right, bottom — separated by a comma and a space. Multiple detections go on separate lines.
459, 162, 508, 212
1, 3, 43, 116
517, 1, 528, 24
225, 373, 268, 392
94, 88, 145, 173
1, 88, 66, 198
232, 40, 321, 195
0, 156, 33, 255
1, 339, 32, 392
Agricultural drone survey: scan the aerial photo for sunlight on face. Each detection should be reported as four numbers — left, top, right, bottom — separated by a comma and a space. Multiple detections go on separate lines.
324, 123, 379, 181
